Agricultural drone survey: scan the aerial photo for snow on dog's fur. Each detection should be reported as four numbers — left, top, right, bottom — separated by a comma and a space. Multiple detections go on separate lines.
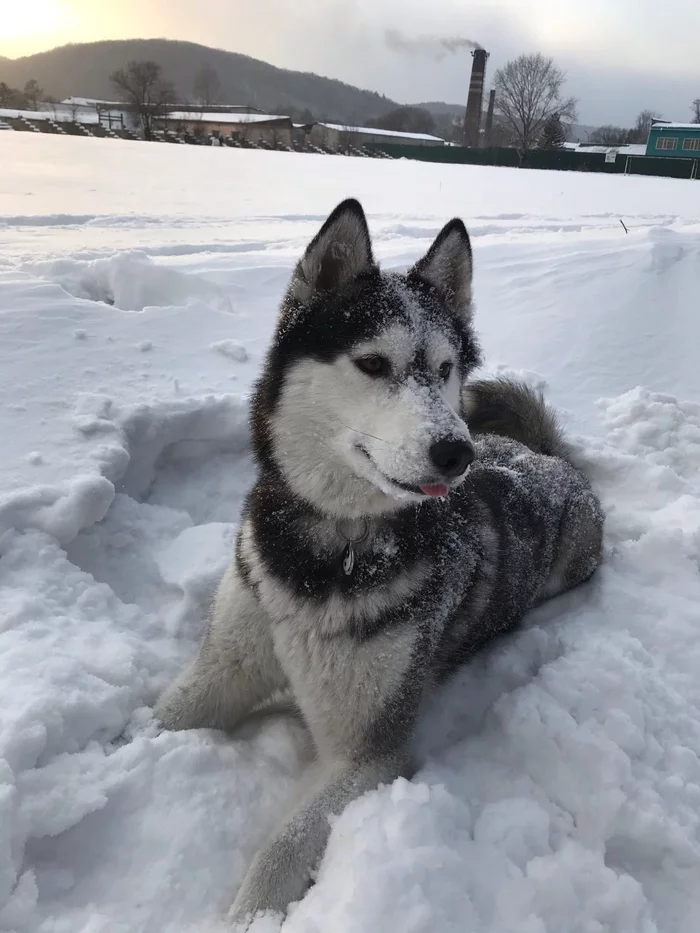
154, 199, 605, 926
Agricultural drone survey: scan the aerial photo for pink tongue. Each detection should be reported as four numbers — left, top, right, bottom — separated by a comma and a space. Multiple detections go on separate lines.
419, 483, 449, 498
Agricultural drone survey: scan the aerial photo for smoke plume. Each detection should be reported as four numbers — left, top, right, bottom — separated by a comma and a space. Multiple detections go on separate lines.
385, 28, 482, 60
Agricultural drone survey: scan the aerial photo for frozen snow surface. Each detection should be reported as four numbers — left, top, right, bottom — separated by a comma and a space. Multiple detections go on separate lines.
1, 134, 700, 933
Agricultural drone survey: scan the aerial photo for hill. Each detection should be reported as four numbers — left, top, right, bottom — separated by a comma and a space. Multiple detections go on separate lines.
416, 101, 465, 117
0, 39, 403, 124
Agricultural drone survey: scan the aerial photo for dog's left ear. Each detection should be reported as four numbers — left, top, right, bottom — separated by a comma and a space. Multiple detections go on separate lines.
408, 219, 473, 322
286, 198, 375, 304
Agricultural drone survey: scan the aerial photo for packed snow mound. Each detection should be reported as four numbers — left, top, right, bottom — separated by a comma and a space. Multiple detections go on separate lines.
24, 251, 235, 313
1, 134, 700, 932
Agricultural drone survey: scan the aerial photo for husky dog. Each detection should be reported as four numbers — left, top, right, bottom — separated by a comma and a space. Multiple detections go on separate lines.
155, 199, 604, 925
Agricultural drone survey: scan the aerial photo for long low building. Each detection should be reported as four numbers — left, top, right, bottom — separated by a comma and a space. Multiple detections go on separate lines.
307, 122, 445, 150
563, 142, 647, 156
159, 111, 293, 146
59, 99, 293, 144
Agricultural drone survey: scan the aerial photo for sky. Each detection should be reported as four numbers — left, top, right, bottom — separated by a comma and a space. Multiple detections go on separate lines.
1, 0, 699, 125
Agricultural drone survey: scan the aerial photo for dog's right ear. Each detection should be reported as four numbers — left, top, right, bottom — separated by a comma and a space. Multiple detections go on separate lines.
408, 218, 473, 323
286, 199, 375, 304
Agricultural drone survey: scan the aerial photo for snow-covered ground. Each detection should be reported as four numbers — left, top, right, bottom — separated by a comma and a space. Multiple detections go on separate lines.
1, 133, 700, 933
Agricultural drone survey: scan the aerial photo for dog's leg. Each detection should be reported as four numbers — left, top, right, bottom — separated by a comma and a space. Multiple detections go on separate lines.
542, 490, 605, 601
227, 624, 423, 924
155, 563, 286, 732
228, 751, 410, 924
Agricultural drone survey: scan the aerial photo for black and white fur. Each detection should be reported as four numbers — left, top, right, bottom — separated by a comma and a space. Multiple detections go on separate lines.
154, 199, 605, 925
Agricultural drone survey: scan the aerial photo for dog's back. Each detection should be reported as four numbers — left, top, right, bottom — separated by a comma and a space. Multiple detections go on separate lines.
433, 402, 604, 676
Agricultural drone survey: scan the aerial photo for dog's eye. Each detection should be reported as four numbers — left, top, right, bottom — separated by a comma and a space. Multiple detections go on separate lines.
439, 361, 453, 381
355, 355, 390, 377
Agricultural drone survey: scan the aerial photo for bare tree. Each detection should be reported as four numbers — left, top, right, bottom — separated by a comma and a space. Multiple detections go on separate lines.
2, 84, 29, 108
193, 64, 222, 109
589, 125, 631, 146
0, 82, 17, 107
692, 99, 700, 124
493, 53, 577, 152
627, 109, 661, 143
110, 61, 175, 140
43, 94, 59, 119
23, 79, 43, 110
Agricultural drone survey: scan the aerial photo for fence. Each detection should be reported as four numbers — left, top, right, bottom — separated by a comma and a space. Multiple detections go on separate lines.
368, 143, 700, 181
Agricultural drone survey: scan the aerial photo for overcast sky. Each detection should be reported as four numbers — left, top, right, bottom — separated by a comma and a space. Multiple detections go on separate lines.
3, 0, 699, 125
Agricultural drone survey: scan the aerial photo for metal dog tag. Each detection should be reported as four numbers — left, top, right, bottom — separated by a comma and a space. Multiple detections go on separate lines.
342, 543, 355, 576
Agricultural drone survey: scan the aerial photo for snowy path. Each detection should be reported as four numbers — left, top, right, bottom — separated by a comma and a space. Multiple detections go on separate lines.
1, 134, 700, 932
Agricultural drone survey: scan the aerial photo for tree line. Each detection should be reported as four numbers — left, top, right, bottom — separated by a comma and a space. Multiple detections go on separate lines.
588, 101, 700, 146
0, 79, 45, 110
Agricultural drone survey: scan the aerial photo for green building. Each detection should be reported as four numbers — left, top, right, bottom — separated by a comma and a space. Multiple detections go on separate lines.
646, 122, 700, 158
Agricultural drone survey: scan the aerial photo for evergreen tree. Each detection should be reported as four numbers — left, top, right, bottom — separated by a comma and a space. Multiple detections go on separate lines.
539, 112, 566, 149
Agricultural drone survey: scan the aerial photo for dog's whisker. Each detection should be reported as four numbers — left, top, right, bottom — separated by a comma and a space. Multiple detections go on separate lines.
336, 418, 389, 445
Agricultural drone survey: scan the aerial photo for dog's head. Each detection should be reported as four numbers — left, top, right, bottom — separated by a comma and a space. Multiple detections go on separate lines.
252, 198, 482, 517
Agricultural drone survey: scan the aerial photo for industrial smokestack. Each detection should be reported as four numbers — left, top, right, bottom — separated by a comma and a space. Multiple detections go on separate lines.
484, 88, 496, 146
463, 48, 489, 148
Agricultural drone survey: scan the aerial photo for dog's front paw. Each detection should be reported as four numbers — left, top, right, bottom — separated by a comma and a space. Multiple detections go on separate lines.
227, 839, 312, 926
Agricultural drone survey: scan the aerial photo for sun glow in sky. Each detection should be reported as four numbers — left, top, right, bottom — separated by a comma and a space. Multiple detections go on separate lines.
1, 1, 81, 57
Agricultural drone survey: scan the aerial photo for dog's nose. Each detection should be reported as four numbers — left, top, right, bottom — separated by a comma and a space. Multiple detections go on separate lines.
429, 438, 475, 478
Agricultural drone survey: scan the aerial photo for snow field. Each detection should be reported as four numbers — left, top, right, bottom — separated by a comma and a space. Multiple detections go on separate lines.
1, 133, 700, 932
